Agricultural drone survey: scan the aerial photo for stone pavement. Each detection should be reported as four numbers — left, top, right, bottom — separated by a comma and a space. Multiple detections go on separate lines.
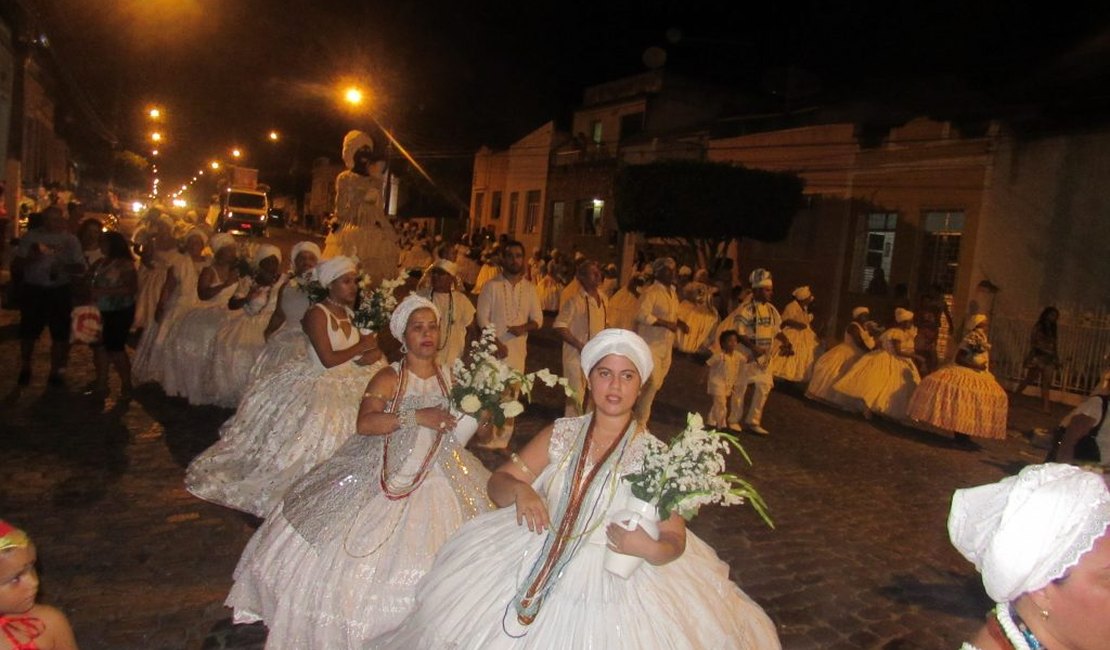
0, 308, 1067, 649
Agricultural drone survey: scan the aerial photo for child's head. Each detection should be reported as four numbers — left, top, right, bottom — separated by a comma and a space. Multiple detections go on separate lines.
719, 329, 740, 353
0, 520, 38, 615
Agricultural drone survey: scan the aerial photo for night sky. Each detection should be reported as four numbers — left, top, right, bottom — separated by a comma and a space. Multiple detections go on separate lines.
35, 0, 1110, 193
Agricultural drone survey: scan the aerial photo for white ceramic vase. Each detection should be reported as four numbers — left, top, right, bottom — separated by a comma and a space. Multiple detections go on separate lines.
603, 494, 660, 579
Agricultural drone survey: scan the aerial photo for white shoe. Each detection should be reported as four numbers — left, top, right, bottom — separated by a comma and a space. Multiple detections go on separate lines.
726, 423, 744, 433
745, 423, 770, 436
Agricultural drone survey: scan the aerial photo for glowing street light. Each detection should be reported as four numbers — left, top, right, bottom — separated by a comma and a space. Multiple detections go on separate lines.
151, 149, 159, 156
344, 86, 364, 106
231, 148, 242, 159
148, 107, 161, 119
210, 161, 220, 170
268, 130, 279, 142
151, 131, 163, 143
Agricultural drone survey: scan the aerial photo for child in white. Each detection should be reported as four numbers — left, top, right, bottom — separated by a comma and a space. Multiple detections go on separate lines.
707, 330, 743, 429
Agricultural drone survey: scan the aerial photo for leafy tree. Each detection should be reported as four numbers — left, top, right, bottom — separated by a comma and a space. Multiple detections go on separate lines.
614, 159, 805, 273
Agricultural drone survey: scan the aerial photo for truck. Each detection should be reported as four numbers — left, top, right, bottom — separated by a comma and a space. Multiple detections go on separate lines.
215, 166, 270, 237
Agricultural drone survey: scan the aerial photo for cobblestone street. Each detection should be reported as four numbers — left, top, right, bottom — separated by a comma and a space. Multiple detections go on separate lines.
0, 309, 1064, 649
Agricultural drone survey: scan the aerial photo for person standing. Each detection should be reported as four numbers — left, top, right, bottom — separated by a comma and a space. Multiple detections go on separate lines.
771, 286, 820, 383
833, 308, 923, 422
87, 231, 138, 397
416, 258, 477, 370
1013, 306, 1060, 413
730, 269, 791, 436
706, 330, 744, 429
635, 257, 687, 427
553, 258, 609, 416
476, 239, 542, 449
805, 307, 875, 409
12, 207, 86, 386
608, 273, 644, 331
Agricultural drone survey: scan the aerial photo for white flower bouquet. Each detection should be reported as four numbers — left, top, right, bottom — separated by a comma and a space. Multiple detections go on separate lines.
450, 327, 572, 429
292, 271, 329, 304
352, 274, 405, 334
624, 412, 772, 524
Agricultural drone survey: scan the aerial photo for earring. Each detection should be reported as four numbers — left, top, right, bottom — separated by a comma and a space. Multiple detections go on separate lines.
400, 342, 409, 354
1040, 608, 1050, 620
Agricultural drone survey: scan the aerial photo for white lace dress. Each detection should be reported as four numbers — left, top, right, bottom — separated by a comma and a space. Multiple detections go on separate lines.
832, 328, 921, 420
162, 274, 241, 405
245, 280, 312, 388
322, 170, 400, 285
207, 277, 287, 408
806, 322, 873, 409
374, 415, 782, 650
132, 247, 175, 332
225, 363, 493, 649
185, 304, 386, 516
132, 252, 204, 386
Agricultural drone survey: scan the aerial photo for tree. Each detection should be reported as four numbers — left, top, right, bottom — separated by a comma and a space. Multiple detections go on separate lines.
614, 159, 806, 274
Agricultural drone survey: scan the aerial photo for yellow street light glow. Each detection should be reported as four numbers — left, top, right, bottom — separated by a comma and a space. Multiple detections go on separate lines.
231, 148, 242, 158
148, 108, 161, 119
151, 149, 159, 156
151, 131, 162, 142
268, 130, 279, 141
198, 170, 204, 175
344, 86, 364, 106
210, 161, 220, 170
180, 185, 187, 191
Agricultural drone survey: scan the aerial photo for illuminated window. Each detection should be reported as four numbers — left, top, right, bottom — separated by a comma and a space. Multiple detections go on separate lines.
577, 198, 604, 236
852, 212, 897, 293
591, 120, 603, 144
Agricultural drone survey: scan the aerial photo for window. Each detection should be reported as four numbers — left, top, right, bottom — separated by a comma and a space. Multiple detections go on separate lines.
473, 192, 484, 223
508, 192, 519, 233
490, 191, 502, 220
851, 212, 897, 293
591, 120, 603, 144
920, 210, 965, 295
546, 200, 565, 245
619, 112, 644, 142
577, 198, 604, 236
524, 190, 541, 234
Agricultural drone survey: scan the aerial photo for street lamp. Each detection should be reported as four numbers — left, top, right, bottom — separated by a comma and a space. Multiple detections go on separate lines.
210, 161, 220, 170
268, 130, 280, 142
344, 86, 364, 106
151, 131, 163, 143
151, 149, 159, 156
148, 107, 161, 119
231, 148, 242, 159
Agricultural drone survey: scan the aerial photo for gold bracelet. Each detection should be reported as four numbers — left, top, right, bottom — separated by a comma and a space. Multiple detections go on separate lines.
510, 452, 535, 479
362, 391, 388, 401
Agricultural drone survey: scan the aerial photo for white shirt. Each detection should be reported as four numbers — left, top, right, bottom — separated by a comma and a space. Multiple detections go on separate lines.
706, 350, 743, 396
477, 274, 542, 372
609, 287, 640, 331
553, 287, 609, 359
419, 288, 476, 370
1061, 394, 1110, 462
636, 281, 679, 354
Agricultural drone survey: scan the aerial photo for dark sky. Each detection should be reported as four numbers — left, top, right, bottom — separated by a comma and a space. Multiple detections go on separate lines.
34, 0, 1110, 193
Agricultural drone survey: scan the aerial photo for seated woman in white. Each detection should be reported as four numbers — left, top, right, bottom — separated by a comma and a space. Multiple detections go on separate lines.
245, 241, 320, 387
374, 328, 781, 649
224, 294, 494, 649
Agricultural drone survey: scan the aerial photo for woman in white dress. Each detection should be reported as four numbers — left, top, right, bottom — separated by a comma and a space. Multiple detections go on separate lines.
185, 256, 385, 517
771, 286, 820, 383
322, 130, 400, 285
375, 329, 781, 649
245, 241, 320, 387
832, 308, 924, 421
131, 213, 178, 333
162, 233, 243, 404
224, 295, 494, 649
534, 260, 562, 313
207, 244, 287, 408
805, 306, 875, 409
132, 229, 208, 386
675, 281, 719, 353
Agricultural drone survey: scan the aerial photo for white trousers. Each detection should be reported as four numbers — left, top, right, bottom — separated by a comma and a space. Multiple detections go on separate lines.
635, 347, 673, 427
708, 392, 730, 427
563, 348, 586, 417
730, 361, 774, 426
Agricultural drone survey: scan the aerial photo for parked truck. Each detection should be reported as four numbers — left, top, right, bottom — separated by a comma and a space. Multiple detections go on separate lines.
216, 166, 270, 237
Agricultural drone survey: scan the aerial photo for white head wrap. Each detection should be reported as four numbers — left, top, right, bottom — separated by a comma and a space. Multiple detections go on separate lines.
431, 258, 458, 277
209, 233, 236, 255
749, 268, 773, 289
317, 256, 357, 286
290, 241, 321, 268
895, 308, 915, 323
252, 243, 281, 266
579, 329, 654, 383
183, 227, 208, 245
948, 463, 1110, 603
792, 286, 812, 301
851, 306, 870, 319
341, 130, 375, 170
678, 265, 693, 277
651, 257, 676, 276
389, 294, 439, 342
967, 314, 988, 332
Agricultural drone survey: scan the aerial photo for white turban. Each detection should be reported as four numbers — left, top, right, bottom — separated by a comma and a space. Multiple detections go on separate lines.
431, 258, 458, 277
317, 256, 357, 286
580, 329, 654, 383
749, 268, 773, 289
792, 286, 812, 301
252, 243, 281, 266
948, 463, 1110, 603
967, 314, 988, 333
389, 294, 439, 342
895, 308, 915, 323
851, 306, 870, 319
341, 130, 375, 170
652, 257, 676, 275
290, 241, 321, 267
209, 233, 236, 255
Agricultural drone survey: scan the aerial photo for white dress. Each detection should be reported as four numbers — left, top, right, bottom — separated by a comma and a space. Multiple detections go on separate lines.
162, 272, 242, 404
323, 170, 400, 285
833, 327, 920, 420
225, 364, 493, 649
185, 304, 386, 517
207, 277, 287, 408
676, 299, 719, 353
771, 300, 820, 382
244, 279, 313, 388
132, 247, 175, 332
374, 415, 782, 650
132, 252, 204, 386
806, 322, 872, 409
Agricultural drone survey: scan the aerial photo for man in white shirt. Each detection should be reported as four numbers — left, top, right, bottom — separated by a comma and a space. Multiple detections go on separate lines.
476, 240, 543, 449
609, 273, 645, 331
635, 257, 687, 427
731, 268, 793, 435
417, 259, 477, 370
554, 259, 609, 416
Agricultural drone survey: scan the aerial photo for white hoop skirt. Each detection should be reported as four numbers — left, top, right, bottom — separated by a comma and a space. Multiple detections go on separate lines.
832, 351, 920, 421
907, 364, 1009, 439
805, 342, 865, 409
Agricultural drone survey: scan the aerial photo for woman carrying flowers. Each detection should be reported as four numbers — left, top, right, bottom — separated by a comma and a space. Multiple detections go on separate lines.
375, 328, 781, 649
224, 294, 494, 649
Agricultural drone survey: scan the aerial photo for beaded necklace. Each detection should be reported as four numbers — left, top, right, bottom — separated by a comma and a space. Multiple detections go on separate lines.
379, 358, 451, 500
0, 614, 43, 650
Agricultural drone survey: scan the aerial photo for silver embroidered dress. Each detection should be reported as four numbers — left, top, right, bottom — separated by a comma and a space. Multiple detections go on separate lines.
225, 362, 493, 649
